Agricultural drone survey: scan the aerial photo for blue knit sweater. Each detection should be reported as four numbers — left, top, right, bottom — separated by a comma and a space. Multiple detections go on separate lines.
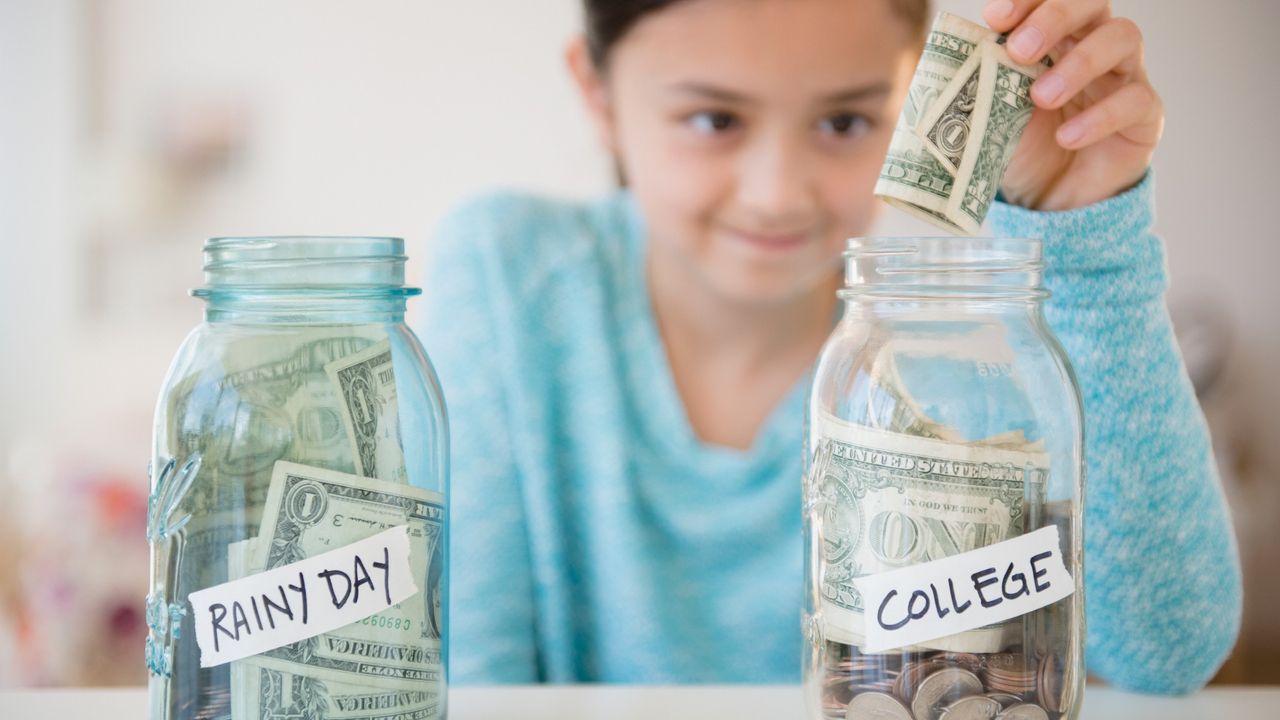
419, 174, 1241, 693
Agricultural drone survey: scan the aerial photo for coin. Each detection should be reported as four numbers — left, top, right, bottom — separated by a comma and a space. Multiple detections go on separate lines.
1036, 653, 1062, 713
821, 644, 1071, 718
853, 678, 898, 694
985, 653, 1028, 671
939, 652, 984, 675
845, 691, 914, 720
984, 653, 1037, 695
895, 657, 947, 703
984, 693, 1022, 708
828, 659, 898, 704
995, 703, 1050, 720
826, 676, 857, 708
911, 668, 984, 720
938, 695, 1002, 720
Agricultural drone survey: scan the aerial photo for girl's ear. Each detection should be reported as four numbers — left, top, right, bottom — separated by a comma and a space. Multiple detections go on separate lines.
566, 35, 618, 154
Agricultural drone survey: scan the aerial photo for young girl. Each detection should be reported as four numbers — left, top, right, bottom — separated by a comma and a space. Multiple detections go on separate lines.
421, 0, 1241, 692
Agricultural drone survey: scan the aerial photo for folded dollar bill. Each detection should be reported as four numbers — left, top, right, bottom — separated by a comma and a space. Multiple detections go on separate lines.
875, 12, 1050, 235
325, 339, 410, 484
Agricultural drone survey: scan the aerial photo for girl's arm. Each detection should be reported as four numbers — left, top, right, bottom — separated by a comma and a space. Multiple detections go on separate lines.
421, 199, 542, 684
990, 173, 1242, 694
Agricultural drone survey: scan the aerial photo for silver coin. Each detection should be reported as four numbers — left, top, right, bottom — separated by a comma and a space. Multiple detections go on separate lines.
845, 691, 914, 720
1037, 653, 1062, 713
995, 704, 1050, 720
911, 668, 984, 720
938, 696, 1002, 720
984, 693, 1022, 708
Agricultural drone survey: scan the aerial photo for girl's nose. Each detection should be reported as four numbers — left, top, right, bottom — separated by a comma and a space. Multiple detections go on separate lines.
735, 131, 817, 225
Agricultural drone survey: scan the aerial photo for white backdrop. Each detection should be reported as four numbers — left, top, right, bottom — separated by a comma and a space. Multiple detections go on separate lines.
2, 0, 1277, 684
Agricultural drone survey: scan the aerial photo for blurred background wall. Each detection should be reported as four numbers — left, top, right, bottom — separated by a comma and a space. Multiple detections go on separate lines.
1, 0, 1276, 687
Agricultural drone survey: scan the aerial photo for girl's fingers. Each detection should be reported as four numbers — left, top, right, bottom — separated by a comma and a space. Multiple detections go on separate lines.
1055, 80, 1163, 150
982, 0, 1047, 34
988, 0, 1111, 65
1031, 17, 1144, 109
1076, 69, 1131, 107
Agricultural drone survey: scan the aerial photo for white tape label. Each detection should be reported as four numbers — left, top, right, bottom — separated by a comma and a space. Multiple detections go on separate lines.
851, 525, 1074, 653
188, 525, 418, 668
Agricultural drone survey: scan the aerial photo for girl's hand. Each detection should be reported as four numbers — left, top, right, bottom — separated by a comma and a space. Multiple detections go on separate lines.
984, 0, 1163, 211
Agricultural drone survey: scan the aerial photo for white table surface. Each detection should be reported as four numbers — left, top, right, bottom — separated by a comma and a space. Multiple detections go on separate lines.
2, 685, 1278, 719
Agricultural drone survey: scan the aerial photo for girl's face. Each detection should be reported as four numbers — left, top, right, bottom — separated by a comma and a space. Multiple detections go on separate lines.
577, 0, 919, 306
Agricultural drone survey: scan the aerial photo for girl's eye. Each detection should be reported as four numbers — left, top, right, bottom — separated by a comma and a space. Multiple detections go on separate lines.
819, 112, 872, 138
687, 111, 740, 135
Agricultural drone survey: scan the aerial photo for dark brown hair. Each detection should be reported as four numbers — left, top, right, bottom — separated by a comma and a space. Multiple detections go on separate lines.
584, 0, 933, 68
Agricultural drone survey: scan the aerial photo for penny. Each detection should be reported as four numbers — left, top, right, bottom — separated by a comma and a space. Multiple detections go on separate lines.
826, 678, 856, 708
985, 653, 1028, 671
983, 661, 1037, 695
845, 691, 914, 720
940, 652, 984, 675
911, 668, 984, 720
852, 679, 897, 692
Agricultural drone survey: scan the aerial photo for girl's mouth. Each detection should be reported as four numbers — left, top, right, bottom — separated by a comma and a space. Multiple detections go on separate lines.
727, 227, 811, 252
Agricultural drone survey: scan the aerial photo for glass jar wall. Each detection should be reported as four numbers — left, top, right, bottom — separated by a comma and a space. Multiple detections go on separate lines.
146, 237, 448, 720
803, 237, 1084, 720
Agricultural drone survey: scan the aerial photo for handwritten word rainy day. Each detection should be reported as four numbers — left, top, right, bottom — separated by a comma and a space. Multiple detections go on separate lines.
208, 545, 393, 652
188, 526, 418, 668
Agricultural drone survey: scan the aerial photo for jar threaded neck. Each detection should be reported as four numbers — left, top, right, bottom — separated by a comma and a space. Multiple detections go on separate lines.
197, 236, 413, 290
192, 236, 419, 323
842, 237, 1046, 301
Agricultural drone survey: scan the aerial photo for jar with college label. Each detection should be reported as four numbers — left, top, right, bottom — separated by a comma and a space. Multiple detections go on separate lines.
146, 237, 448, 720
804, 237, 1084, 720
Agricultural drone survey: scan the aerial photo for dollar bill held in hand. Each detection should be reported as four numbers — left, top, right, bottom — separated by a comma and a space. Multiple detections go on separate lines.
237, 461, 445, 691
875, 11, 1048, 235
810, 412, 1048, 653
325, 339, 409, 483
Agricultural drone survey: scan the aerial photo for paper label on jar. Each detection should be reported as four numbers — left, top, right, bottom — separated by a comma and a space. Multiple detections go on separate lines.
189, 524, 418, 668
811, 412, 1053, 653
852, 525, 1074, 653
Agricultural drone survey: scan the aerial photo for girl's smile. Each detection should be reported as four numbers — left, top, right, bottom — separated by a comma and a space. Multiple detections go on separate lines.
722, 225, 813, 254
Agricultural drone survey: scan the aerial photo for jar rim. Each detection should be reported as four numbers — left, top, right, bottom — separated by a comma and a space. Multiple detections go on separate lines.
205, 235, 403, 243
200, 236, 413, 291
845, 236, 1043, 266
843, 236, 1046, 299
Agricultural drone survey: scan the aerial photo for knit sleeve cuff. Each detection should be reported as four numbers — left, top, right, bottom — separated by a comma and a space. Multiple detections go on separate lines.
988, 171, 1166, 303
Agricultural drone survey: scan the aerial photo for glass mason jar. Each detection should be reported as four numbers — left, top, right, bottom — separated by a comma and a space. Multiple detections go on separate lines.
146, 237, 449, 720
803, 238, 1084, 720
